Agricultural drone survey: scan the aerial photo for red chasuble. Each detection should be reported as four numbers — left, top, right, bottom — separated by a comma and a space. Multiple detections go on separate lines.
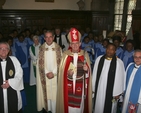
63, 55, 90, 113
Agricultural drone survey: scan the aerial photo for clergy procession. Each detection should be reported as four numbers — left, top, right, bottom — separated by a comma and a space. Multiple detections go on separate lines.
0, 27, 141, 113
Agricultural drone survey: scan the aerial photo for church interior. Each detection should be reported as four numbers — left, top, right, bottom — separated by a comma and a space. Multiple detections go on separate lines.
0, 0, 141, 113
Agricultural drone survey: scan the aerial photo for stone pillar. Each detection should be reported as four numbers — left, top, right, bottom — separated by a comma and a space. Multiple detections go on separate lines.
135, 0, 141, 10
0, 0, 6, 9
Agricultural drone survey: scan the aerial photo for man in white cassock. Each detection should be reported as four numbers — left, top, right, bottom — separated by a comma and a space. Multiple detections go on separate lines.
36, 30, 62, 113
122, 49, 141, 113
0, 41, 23, 113
92, 43, 125, 113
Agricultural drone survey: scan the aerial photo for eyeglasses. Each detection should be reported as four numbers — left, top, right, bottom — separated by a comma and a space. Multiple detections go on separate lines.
134, 56, 141, 59
0, 48, 9, 51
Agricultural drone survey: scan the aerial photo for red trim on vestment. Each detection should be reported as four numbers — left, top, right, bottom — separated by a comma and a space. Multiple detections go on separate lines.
64, 56, 72, 113
79, 56, 90, 113
63, 53, 90, 113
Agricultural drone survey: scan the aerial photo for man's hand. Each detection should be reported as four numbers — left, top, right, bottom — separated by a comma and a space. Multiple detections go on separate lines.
1, 80, 10, 89
114, 95, 120, 100
83, 64, 88, 72
67, 69, 74, 76
46, 72, 54, 79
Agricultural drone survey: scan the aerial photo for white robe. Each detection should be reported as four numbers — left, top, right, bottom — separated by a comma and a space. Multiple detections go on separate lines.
29, 43, 40, 86
122, 63, 141, 113
137, 90, 141, 113
92, 55, 125, 113
1, 56, 23, 113
36, 43, 58, 113
61, 34, 69, 51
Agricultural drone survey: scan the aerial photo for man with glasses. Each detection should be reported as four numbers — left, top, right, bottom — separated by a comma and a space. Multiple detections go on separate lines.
0, 41, 23, 113
122, 49, 141, 113
56, 28, 92, 113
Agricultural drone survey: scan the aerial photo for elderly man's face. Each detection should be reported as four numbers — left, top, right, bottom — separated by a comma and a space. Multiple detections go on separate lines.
70, 41, 81, 53
0, 44, 10, 59
134, 52, 141, 66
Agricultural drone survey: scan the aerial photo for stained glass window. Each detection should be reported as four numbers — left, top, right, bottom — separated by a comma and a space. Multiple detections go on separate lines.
114, 0, 124, 31
126, 0, 136, 34
114, 0, 136, 34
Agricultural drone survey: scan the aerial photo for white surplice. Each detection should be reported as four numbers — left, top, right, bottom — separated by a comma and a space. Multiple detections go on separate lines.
92, 55, 125, 113
29, 43, 40, 86
122, 63, 141, 113
1, 56, 23, 113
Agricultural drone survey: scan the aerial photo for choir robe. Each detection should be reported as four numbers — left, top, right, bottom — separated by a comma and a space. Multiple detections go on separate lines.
56, 49, 92, 113
92, 55, 125, 113
122, 63, 141, 113
13, 37, 18, 46
25, 37, 33, 46
29, 43, 41, 86
80, 33, 88, 42
15, 40, 30, 83
89, 40, 95, 49
39, 34, 45, 44
116, 47, 123, 58
36, 42, 62, 113
81, 42, 95, 67
120, 50, 134, 69
0, 56, 23, 113
94, 44, 106, 61
93, 42, 101, 52
10, 46, 16, 56
93, 42, 102, 62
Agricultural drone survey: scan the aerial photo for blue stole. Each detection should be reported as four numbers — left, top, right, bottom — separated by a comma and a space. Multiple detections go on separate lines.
126, 63, 141, 104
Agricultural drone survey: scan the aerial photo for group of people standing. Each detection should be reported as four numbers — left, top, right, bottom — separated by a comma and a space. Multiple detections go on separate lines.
0, 27, 141, 113
36, 28, 141, 113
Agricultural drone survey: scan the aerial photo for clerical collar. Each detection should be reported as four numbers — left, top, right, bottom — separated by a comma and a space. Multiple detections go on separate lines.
105, 57, 112, 60
56, 35, 60, 37
45, 42, 54, 48
0, 58, 6, 62
45, 42, 55, 51
134, 64, 140, 69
